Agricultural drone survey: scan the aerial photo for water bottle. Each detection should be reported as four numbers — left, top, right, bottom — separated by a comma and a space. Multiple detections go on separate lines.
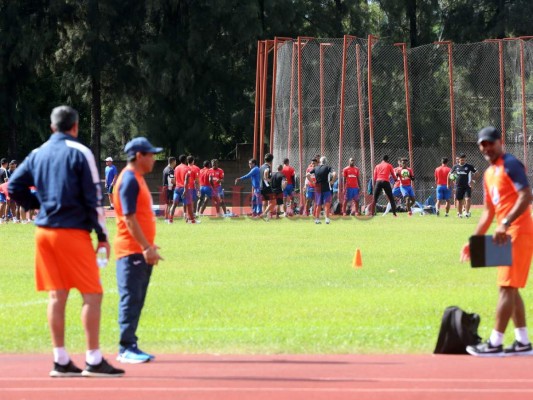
96, 247, 108, 268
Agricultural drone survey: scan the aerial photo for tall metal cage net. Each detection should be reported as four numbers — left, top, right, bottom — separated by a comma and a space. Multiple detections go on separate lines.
263, 37, 533, 208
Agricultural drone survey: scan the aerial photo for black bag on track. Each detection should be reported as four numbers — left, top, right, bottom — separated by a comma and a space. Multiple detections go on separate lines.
434, 306, 481, 354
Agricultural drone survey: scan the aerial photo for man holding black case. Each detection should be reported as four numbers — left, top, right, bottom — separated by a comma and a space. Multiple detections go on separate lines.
461, 127, 533, 357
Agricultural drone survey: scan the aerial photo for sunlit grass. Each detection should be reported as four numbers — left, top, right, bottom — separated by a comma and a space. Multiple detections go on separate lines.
0, 210, 513, 354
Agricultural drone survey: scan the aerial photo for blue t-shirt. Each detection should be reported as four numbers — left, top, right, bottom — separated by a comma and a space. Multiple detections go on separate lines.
239, 166, 261, 189
119, 170, 139, 215
105, 164, 117, 187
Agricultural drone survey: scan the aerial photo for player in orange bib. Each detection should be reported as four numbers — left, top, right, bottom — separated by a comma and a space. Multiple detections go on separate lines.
461, 127, 533, 357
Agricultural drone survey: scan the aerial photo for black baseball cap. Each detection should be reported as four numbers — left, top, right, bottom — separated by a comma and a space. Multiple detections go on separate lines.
477, 126, 502, 144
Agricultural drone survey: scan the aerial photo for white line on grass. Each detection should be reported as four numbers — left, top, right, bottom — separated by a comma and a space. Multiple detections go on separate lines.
0, 300, 47, 309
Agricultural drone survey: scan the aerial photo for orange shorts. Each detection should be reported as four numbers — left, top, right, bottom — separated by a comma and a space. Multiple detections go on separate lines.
497, 233, 533, 288
35, 227, 102, 294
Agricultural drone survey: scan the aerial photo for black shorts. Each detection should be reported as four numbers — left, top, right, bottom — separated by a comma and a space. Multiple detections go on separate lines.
261, 187, 273, 200
166, 188, 173, 202
274, 192, 283, 205
455, 186, 471, 201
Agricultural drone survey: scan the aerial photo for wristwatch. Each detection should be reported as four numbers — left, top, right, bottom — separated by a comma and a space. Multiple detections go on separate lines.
501, 218, 511, 227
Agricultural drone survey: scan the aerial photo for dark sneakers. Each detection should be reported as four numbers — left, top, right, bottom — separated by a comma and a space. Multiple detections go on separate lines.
82, 358, 125, 377
504, 340, 533, 356
49, 360, 83, 377
466, 340, 504, 357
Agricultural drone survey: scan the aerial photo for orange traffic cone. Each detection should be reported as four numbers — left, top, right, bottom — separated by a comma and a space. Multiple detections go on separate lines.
353, 248, 363, 268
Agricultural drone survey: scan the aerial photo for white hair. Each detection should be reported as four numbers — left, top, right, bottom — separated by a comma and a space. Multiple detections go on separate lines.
320, 156, 327, 165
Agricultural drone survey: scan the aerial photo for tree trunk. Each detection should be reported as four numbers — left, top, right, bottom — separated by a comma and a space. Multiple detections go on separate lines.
7, 79, 18, 159
407, 0, 417, 48
90, 71, 101, 166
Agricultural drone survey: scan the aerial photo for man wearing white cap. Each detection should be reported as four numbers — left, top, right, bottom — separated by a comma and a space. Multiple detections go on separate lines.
105, 157, 117, 210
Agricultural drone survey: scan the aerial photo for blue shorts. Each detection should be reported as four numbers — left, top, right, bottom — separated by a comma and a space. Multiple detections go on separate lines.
392, 187, 402, 198
436, 185, 451, 201
173, 187, 193, 205
306, 187, 315, 200
0, 193, 6, 203
217, 186, 224, 199
314, 190, 332, 206
283, 184, 294, 197
106, 185, 114, 195
400, 185, 415, 198
344, 188, 360, 201
200, 186, 212, 199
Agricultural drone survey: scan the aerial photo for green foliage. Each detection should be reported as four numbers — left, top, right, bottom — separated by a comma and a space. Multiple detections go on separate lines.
0, 0, 531, 161
0, 212, 519, 354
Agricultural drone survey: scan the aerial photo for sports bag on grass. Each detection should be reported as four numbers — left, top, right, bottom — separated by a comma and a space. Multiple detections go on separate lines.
433, 306, 481, 354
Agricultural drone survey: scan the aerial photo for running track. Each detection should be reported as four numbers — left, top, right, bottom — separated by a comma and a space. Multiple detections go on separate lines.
1, 354, 533, 400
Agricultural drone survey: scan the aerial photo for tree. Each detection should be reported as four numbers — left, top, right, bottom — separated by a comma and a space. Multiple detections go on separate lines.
0, 0, 59, 159
52, 0, 145, 162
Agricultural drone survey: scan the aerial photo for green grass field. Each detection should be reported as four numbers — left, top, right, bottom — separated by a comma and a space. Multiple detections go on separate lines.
0, 211, 517, 355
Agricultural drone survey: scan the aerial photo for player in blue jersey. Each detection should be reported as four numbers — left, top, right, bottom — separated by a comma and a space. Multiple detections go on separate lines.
235, 158, 262, 217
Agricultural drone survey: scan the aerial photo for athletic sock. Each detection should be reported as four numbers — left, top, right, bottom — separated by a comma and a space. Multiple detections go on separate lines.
86, 349, 103, 365
489, 330, 504, 346
53, 347, 69, 365
515, 327, 530, 344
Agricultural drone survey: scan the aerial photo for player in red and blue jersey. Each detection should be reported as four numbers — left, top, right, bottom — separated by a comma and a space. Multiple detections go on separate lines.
197, 160, 212, 216
397, 158, 416, 216
209, 159, 226, 216
434, 157, 452, 216
187, 155, 200, 214
281, 158, 295, 215
342, 158, 361, 216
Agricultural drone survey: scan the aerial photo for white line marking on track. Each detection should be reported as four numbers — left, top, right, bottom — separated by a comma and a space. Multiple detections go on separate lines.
3, 387, 533, 393
2, 377, 533, 383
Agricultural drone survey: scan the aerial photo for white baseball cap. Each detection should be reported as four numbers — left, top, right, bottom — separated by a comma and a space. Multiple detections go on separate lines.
105, 157, 113, 162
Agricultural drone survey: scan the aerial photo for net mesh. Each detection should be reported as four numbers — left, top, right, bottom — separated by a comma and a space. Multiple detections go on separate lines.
269, 37, 533, 206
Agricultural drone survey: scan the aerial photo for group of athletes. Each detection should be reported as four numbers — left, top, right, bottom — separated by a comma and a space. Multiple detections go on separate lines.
157, 150, 482, 223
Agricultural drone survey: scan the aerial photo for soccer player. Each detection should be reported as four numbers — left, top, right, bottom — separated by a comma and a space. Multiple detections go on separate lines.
307, 156, 336, 224
169, 155, 196, 223
5, 160, 19, 222
461, 126, 533, 357
450, 154, 479, 218
392, 157, 403, 200
104, 157, 117, 210
0, 182, 9, 223
303, 157, 318, 216
187, 155, 200, 215
398, 158, 416, 216
114, 137, 163, 363
371, 155, 397, 217
271, 164, 287, 218
0, 158, 7, 182
235, 158, 261, 217
435, 157, 452, 216
0, 159, 7, 221
342, 158, 361, 216
281, 158, 296, 215
8, 105, 124, 377
209, 159, 226, 216
197, 160, 212, 216
162, 156, 176, 221
259, 153, 275, 219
